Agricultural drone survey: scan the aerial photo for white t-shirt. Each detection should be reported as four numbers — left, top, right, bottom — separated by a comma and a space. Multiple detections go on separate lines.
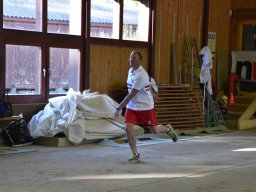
126, 65, 154, 110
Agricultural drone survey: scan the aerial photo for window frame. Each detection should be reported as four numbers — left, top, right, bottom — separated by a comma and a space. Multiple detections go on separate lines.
0, 0, 156, 104
88, 0, 154, 47
0, 1, 87, 104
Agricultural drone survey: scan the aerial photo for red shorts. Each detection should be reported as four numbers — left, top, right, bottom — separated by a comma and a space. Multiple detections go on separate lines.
125, 108, 158, 126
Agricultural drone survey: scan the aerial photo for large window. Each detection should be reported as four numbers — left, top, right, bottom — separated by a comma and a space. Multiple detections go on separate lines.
1, 0, 154, 103
3, 0, 82, 34
90, 0, 150, 42
2, 0, 84, 103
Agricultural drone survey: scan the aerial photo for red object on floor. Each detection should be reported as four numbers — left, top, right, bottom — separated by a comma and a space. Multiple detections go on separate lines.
229, 93, 235, 104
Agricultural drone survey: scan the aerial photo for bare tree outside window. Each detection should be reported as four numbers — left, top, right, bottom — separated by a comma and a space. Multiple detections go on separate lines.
5, 45, 42, 95
49, 48, 80, 94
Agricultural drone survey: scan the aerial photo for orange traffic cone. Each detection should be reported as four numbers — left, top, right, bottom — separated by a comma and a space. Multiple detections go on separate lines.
229, 93, 235, 104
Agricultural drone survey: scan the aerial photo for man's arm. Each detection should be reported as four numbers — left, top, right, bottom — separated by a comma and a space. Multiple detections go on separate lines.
116, 88, 139, 110
149, 87, 159, 102
114, 88, 139, 119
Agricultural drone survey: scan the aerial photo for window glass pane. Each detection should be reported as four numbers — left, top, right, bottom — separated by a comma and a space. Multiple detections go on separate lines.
5, 45, 42, 95
90, 0, 120, 39
49, 48, 80, 94
123, 0, 149, 41
3, 0, 42, 31
47, 0, 82, 35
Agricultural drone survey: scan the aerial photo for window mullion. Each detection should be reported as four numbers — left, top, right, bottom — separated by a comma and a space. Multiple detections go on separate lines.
119, 0, 124, 40
42, 0, 47, 34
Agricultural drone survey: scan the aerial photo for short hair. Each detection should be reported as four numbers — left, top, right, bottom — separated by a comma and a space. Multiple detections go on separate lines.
132, 51, 143, 60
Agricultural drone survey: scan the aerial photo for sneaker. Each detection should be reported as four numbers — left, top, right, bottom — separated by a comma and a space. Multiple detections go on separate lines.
128, 153, 140, 162
166, 124, 178, 142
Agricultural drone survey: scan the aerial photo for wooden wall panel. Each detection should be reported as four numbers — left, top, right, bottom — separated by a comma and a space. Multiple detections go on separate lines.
89, 0, 256, 98
154, 0, 203, 85
155, 0, 170, 84
178, 0, 204, 84
208, 0, 231, 93
89, 44, 148, 95
209, 0, 231, 50
154, 0, 177, 84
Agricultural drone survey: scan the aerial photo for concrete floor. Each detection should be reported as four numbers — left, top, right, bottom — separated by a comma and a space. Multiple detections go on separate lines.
1, 129, 256, 192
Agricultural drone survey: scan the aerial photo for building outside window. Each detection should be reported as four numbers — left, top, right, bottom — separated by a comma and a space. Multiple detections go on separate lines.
47, 0, 82, 35
3, 0, 43, 31
123, 0, 149, 41
90, 0, 120, 39
90, 0, 150, 41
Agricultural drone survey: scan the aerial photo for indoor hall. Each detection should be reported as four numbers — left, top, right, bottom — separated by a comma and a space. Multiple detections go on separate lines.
0, 0, 256, 191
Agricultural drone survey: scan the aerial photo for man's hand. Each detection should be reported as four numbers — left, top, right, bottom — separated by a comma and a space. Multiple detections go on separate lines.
152, 92, 159, 102
114, 109, 121, 119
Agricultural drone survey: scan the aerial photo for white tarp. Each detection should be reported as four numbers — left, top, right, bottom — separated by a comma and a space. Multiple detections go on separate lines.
28, 89, 126, 145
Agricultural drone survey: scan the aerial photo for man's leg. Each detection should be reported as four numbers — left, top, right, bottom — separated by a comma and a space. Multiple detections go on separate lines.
125, 123, 138, 154
149, 124, 178, 142
149, 124, 168, 134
